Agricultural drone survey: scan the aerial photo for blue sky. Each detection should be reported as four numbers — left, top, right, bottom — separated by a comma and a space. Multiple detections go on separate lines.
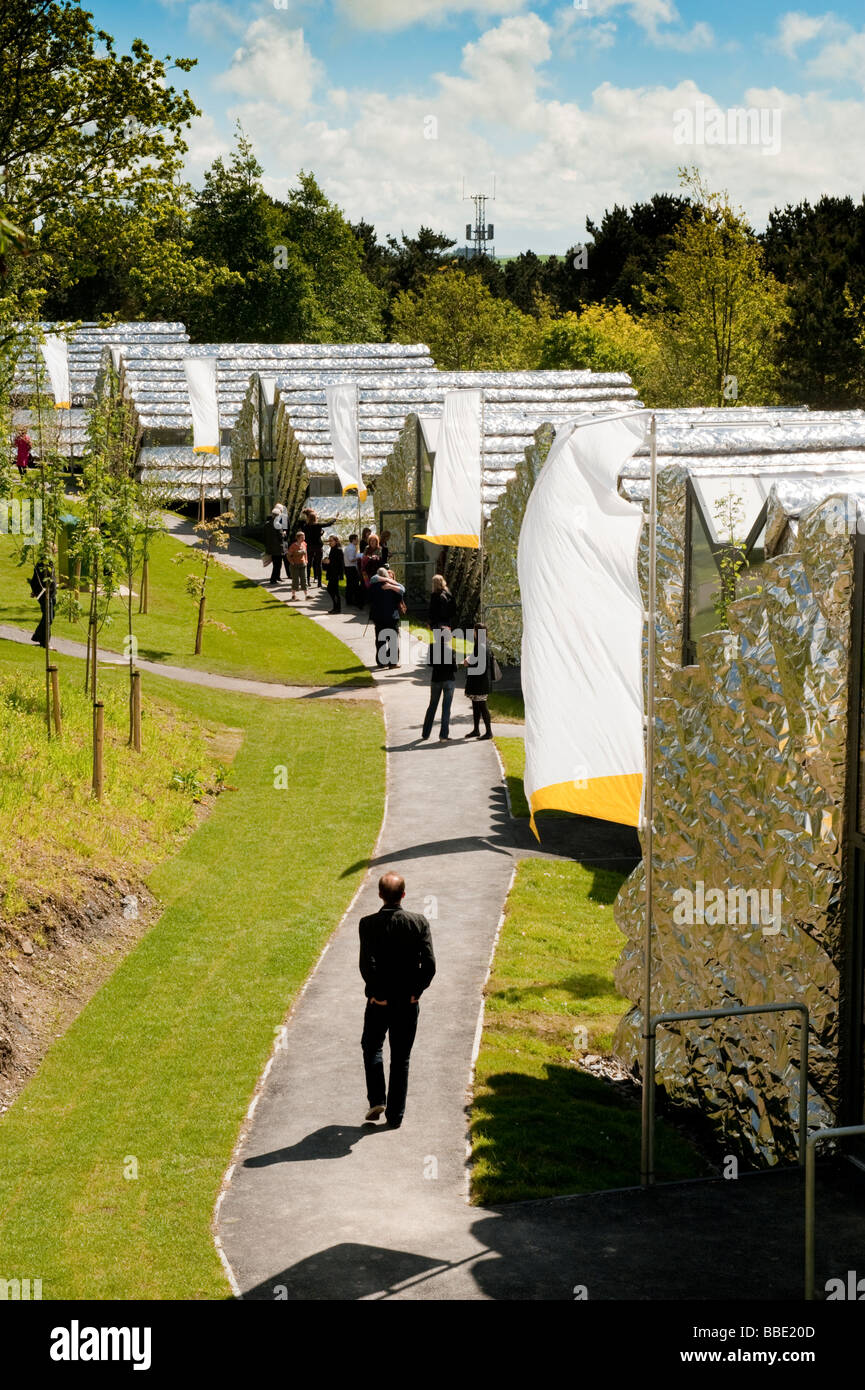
87, 0, 865, 252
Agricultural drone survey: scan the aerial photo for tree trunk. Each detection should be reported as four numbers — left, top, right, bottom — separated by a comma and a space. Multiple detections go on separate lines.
195, 595, 206, 655
139, 555, 149, 615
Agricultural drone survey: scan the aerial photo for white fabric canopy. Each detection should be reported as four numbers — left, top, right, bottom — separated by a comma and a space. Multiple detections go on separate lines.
39, 335, 71, 409
519, 412, 650, 833
416, 389, 482, 548
183, 357, 220, 454
325, 384, 367, 501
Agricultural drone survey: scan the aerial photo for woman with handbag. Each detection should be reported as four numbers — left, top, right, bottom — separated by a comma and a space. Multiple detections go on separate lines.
462, 624, 499, 740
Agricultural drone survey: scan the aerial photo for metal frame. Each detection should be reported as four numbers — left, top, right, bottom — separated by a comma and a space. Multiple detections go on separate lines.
682, 478, 769, 665
640, 413, 659, 1186
643, 1002, 810, 1187
843, 531, 865, 1129
805, 1123, 865, 1300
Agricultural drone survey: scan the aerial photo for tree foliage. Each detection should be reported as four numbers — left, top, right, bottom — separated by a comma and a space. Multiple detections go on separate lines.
761, 195, 865, 407
640, 171, 788, 407
391, 267, 548, 370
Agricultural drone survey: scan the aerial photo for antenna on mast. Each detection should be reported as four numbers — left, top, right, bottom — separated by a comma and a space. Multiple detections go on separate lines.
462, 178, 496, 260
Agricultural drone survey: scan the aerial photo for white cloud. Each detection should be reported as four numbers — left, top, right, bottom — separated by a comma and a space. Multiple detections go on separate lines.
772, 11, 865, 87
587, 0, 714, 50
773, 10, 839, 58
335, 0, 527, 29
187, 1, 247, 44
197, 13, 865, 253
217, 18, 323, 109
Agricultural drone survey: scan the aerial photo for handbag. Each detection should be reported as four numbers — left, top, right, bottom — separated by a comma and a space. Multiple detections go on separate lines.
262, 555, 270, 568
398, 599, 407, 615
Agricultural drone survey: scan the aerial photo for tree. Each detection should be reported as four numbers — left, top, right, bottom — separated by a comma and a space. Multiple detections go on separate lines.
174, 514, 236, 656
640, 170, 788, 407
279, 172, 384, 342
391, 267, 545, 369
761, 196, 865, 407
579, 194, 692, 314
1, 0, 199, 318
538, 303, 661, 402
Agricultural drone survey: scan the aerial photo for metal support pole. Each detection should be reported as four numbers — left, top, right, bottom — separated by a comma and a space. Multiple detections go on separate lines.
478, 389, 486, 625
646, 1002, 809, 1186
640, 413, 658, 1187
805, 1124, 865, 1300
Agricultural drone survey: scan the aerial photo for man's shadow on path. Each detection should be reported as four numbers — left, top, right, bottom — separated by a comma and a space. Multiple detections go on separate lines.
243, 1124, 387, 1167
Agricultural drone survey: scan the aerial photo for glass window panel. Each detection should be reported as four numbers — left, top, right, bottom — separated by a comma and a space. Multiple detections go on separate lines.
687, 493, 721, 660
692, 475, 766, 545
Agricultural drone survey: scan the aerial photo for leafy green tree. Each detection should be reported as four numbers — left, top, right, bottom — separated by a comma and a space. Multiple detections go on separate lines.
187, 132, 315, 341
578, 194, 692, 314
391, 266, 545, 369
1, 0, 199, 319
640, 171, 788, 407
538, 303, 661, 401
279, 172, 384, 341
761, 195, 865, 407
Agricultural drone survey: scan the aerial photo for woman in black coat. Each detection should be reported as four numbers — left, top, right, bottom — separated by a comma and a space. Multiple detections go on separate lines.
324, 535, 345, 613
429, 573, 456, 630
462, 624, 498, 739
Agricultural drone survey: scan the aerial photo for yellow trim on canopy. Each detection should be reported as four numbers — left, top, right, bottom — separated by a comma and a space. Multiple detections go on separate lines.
193, 445, 220, 454
414, 532, 480, 548
53, 402, 71, 410
343, 484, 368, 502
528, 773, 642, 840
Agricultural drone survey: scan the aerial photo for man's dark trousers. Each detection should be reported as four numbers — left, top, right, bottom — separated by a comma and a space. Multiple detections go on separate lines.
361, 999, 419, 1124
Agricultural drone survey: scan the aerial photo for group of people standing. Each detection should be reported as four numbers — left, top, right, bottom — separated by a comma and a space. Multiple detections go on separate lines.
261, 501, 498, 733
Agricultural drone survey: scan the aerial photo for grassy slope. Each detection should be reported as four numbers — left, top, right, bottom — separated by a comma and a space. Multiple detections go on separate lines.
0, 527, 371, 688
0, 642, 227, 920
470, 859, 705, 1203
0, 665, 385, 1299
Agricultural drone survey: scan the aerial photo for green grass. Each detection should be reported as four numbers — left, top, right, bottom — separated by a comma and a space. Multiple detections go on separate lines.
488, 691, 524, 723
0, 662, 385, 1298
470, 859, 706, 1203
0, 641, 228, 922
494, 735, 570, 820
0, 527, 371, 688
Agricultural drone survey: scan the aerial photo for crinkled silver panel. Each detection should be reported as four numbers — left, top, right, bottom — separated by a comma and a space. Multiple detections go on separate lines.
613, 488, 853, 1165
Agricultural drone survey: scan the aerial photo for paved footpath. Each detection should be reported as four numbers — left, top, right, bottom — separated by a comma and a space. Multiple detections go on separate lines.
162, 518, 635, 1300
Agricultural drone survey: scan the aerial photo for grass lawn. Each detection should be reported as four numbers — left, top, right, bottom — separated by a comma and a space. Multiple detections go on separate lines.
488, 691, 524, 723
0, 660, 385, 1299
494, 735, 569, 820
0, 526, 371, 689
470, 859, 707, 1203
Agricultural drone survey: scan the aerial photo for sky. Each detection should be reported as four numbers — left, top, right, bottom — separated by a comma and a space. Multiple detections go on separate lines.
86, 0, 865, 254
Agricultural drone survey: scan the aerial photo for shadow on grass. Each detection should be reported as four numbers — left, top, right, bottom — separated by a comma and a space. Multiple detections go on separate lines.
469, 1064, 705, 1205
493, 972, 616, 1005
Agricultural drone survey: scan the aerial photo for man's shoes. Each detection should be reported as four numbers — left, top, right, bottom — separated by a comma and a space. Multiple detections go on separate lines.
439, 735, 450, 742
385, 1115, 402, 1128
365, 1104, 386, 1121
480, 731, 493, 740
464, 729, 479, 738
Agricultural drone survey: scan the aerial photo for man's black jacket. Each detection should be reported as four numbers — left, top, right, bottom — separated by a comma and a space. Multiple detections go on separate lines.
358, 905, 436, 1004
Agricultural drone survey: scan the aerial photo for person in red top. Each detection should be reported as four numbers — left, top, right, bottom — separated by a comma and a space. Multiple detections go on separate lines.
14, 429, 32, 478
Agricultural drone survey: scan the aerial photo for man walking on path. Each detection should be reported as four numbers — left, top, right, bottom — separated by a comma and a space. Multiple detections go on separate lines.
359, 872, 436, 1127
